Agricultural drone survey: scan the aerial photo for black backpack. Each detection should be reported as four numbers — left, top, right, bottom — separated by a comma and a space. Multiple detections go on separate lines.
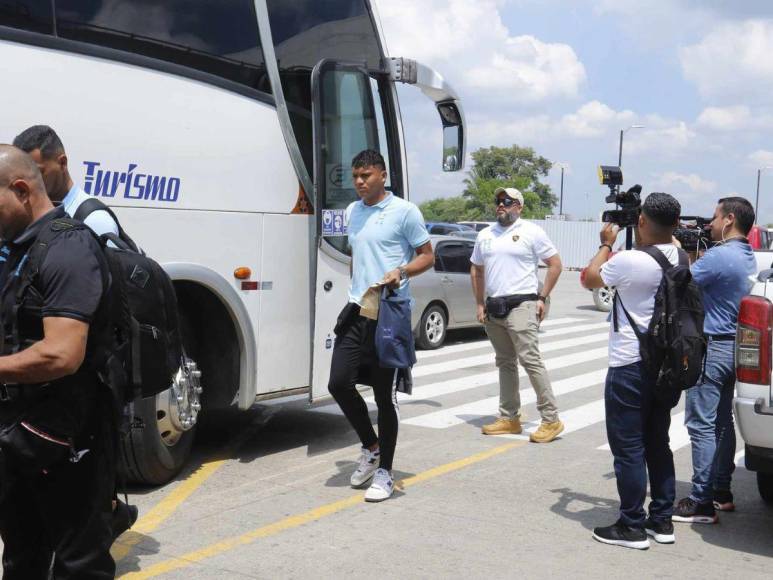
614, 246, 706, 393
69, 198, 183, 403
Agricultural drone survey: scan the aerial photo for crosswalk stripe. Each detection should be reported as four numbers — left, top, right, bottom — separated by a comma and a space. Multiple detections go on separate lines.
310, 347, 609, 416
413, 332, 609, 378
537, 317, 583, 327
597, 412, 689, 452
495, 398, 608, 441
402, 368, 608, 429
417, 321, 609, 361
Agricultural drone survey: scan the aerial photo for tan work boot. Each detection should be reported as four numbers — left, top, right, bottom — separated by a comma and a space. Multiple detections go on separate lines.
529, 420, 564, 443
481, 417, 522, 435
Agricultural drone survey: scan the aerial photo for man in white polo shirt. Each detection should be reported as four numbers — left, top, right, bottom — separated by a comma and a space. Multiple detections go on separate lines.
470, 187, 564, 443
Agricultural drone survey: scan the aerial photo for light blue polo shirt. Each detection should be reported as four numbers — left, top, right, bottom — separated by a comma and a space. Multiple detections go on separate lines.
691, 239, 756, 335
346, 193, 430, 304
63, 184, 119, 237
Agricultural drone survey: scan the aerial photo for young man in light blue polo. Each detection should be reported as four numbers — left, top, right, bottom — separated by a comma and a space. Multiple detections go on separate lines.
327, 149, 434, 502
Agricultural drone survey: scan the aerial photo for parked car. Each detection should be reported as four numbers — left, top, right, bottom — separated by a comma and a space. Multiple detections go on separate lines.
749, 225, 773, 250
425, 222, 475, 236
734, 264, 773, 503
412, 235, 549, 349
458, 221, 493, 232
448, 229, 479, 240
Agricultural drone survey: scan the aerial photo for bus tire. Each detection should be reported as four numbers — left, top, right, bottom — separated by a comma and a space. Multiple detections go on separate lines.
417, 304, 447, 350
120, 391, 197, 485
120, 316, 201, 486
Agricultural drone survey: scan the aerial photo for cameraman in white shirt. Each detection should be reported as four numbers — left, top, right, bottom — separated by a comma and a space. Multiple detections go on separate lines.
582, 192, 682, 550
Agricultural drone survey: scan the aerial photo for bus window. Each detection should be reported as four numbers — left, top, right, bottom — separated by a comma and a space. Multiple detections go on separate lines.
266, 0, 383, 182
316, 65, 380, 255
55, 0, 270, 94
0, 0, 54, 34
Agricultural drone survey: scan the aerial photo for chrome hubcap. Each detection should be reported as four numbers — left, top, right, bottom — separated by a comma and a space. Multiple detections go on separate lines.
156, 357, 203, 447
598, 287, 614, 304
425, 311, 445, 345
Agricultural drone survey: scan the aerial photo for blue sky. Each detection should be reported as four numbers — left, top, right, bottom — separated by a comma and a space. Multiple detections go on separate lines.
374, 0, 773, 224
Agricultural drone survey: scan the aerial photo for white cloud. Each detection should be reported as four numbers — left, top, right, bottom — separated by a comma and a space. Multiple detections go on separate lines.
653, 171, 718, 195
749, 150, 773, 168
696, 106, 752, 131
680, 20, 773, 102
374, 0, 586, 102
466, 35, 586, 101
560, 101, 636, 138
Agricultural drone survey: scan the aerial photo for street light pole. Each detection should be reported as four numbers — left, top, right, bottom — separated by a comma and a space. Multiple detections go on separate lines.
756, 166, 773, 223
618, 124, 645, 167
559, 166, 564, 216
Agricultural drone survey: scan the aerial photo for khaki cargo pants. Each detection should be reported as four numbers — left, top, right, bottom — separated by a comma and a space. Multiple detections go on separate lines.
484, 300, 559, 423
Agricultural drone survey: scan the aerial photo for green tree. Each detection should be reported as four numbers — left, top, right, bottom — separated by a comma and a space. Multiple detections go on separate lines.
419, 196, 471, 222
418, 144, 559, 223
464, 145, 557, 219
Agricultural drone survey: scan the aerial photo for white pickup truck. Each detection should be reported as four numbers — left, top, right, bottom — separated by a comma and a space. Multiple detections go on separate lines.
734, 251, 773, 503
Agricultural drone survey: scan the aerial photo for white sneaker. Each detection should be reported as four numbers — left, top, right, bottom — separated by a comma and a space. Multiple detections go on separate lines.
350, 447, 380, 487
364, 468, 394, 502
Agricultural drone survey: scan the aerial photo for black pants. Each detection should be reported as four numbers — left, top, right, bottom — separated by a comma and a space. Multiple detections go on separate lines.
0, 402, 115, 579
328, 310, 398, 471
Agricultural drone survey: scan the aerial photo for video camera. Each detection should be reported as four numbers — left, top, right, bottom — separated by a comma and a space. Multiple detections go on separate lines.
598, 165, 642, 229
674, 216, 713, 252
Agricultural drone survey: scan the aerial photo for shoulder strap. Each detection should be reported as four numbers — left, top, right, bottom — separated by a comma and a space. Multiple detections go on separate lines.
72, 198, 140, 253
636, 245, 674, 271
73, 197, 108, 223
612, 291, 645, 341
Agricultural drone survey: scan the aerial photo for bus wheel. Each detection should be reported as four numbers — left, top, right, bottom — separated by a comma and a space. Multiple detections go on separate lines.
120, 355, 202, 485
417, 304, 447, 350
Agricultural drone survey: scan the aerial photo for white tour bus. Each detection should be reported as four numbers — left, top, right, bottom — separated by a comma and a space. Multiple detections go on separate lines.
0, 0, 465, 484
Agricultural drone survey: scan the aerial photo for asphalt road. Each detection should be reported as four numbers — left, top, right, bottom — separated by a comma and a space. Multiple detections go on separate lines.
111, 271, 772, 578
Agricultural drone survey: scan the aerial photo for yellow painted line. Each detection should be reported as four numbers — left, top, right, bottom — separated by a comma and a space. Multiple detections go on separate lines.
111, 459, 228, 562
120, 441, 525, 579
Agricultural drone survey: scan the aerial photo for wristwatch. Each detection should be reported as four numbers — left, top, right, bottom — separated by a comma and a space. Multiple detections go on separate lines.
537, 295, 547, 303
398, 266, 409, 281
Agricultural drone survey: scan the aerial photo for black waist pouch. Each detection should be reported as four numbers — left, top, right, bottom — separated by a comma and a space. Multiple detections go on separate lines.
0, 383, 96, 476
485, 294, 539, 319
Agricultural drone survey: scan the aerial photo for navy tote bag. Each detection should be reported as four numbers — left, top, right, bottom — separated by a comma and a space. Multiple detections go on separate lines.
375, 287, 417, 369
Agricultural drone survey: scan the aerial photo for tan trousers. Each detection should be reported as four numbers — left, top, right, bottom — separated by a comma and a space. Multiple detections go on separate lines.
484, 300, 559, 423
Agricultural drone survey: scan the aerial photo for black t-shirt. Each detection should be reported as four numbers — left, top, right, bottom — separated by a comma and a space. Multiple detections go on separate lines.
0, 205, 104, 361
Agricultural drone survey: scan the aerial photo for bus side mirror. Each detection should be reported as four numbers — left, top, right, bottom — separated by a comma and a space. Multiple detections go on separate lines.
438, 102, 464, 172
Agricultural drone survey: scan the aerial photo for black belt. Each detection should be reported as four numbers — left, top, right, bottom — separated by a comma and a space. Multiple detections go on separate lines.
706, 334, 735, 341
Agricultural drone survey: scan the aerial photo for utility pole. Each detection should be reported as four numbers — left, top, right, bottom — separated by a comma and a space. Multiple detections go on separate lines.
559, 166, 565, 216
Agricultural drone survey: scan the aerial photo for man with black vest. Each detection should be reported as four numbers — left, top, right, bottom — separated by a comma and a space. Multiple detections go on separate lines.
0, 146, 115, 578
13, 125, 136, 536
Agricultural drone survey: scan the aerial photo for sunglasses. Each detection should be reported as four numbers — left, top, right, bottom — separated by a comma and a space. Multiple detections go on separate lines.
494, 197, 520, 207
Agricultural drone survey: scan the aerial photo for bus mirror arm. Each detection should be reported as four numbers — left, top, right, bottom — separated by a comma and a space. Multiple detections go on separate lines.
388, 58, 466, 171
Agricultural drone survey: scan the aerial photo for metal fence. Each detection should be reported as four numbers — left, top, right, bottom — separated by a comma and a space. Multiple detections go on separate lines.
528, 219, 603, 269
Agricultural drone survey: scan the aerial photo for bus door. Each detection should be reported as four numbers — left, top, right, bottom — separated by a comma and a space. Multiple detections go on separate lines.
309, 60, 384, 400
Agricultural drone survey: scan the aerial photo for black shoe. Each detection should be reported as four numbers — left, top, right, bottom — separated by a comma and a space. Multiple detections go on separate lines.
592, 520, 650, 550
112, 499, 139, 540
713, 489, 735, 512
672, 497, 718, 524
644, 517, 675, 544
